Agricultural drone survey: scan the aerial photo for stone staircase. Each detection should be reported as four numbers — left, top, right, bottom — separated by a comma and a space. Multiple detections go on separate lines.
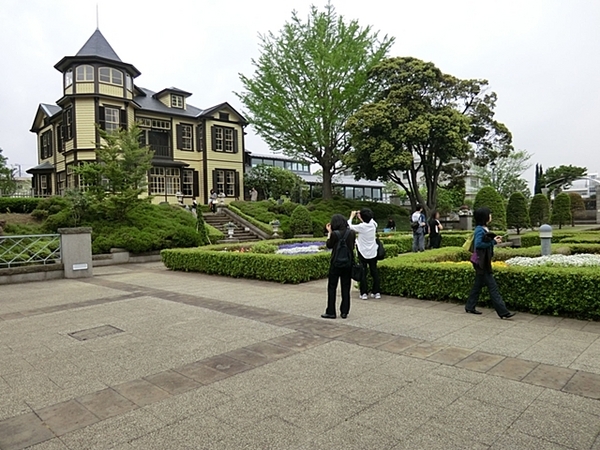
203, 212, 262, 242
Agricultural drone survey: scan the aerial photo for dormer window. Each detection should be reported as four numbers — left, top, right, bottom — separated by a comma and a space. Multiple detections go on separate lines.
65, 70, 73, 87
171, 94, 184, 109
76, 65, 94, 82
99, 67, 123, 86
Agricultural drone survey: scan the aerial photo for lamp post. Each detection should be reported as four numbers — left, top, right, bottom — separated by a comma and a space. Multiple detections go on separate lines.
217, 192, 226, 214
271, 220, 281, 238
539, 224, 552, 256
490, 161, 497, 189
225, 222, 236, 239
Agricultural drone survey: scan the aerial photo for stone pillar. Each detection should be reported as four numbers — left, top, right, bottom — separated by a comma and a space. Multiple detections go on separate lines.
58, 227, 93, 279
539, 224, 552, 256
596, 185, 600, 224
458, 214, 473, 231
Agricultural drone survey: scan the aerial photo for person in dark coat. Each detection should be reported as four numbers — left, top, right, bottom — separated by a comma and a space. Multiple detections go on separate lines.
465, 207, 515, 319
322, 214, 356, 319
428, 210, 443, 248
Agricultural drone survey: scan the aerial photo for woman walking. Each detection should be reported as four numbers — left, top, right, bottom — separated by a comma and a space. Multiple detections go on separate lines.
428, 210, 443, 249
348, 209, 380, 300
465, 207, 515, 319
322, 214, 356, 319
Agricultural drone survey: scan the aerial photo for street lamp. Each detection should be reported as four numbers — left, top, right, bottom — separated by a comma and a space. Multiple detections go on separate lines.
490, 161, 497, 188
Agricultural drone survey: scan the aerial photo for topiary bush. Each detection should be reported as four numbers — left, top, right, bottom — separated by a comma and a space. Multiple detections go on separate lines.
551, 193, 571, 230
290, 205, 313, 235
506, 192, 530, 234
568, 192, 585, 226
196, 213, 210, 246
474, 186, 506, 230
0, 197, 40, 213
250, 242, 278, 254
529, 194, 550, 228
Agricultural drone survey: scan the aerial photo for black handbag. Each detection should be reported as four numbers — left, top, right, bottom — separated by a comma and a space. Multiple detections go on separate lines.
376, 238, 386, 260
351, 262, 364, 282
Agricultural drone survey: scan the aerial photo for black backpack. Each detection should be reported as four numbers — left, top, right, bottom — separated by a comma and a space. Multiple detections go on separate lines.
333, 230, 352, 269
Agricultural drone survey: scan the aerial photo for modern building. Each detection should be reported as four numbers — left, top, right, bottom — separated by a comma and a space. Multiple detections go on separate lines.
246, 152, 385, 201
28, 29, 246, 205
562, 174, 599, 198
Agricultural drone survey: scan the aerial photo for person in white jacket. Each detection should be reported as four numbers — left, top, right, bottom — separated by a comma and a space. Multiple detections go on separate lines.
348, 209, 381, 300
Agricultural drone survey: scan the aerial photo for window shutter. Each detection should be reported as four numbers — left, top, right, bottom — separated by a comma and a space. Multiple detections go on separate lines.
48, 130, 53, 156
120, 109, 127, 130
176, 124, 182, 150
196, 125, 203, 152
211, 126, 216, 151
233, 129, 239, 153
212, 170, 218, 193
234, 171, 240, 199
193, 170, 199, 197
98, 106, 106, 130
138, 131, 147, 147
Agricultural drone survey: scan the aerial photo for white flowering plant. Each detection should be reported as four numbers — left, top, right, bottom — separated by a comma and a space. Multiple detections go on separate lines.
505, 254, 600, 267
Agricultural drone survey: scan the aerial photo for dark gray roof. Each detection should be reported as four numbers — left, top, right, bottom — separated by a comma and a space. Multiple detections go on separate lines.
76, 29, 121, 62
134, 87, 204, 118
41, 103, 62, 118
154, 87, 192, 97
26, 161, 54, 173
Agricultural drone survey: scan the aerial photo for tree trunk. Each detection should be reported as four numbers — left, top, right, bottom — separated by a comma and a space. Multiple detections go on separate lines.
322, 168, 333, 200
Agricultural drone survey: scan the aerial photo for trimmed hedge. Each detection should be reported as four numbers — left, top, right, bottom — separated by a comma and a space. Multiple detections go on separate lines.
228, 203, 274, 235
161, 239, 401, 284
378, 246, 600, 319
0, 197, 40, 213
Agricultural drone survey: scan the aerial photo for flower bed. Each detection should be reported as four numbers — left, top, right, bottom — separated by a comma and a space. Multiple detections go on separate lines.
276, 242, 325, 255
505, 254, 600, 267
378, 246, 600, 319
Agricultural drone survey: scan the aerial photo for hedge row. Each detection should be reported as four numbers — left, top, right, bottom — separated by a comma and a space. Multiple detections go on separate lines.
0, 197, 40, 213
161, 239, 401, 284
520, 231, 600, 247
378, 246, 600, 319
228, 204, 274, 236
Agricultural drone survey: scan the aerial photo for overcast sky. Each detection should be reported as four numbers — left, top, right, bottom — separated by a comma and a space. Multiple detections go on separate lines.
1, 0, 598, 184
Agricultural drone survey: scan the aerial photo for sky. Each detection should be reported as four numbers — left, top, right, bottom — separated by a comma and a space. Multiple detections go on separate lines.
0, 0, 598, 185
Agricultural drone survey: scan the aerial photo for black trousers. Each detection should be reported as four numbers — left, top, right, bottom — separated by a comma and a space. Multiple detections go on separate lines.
326, 267, 351, 316
429, 234, 442, 249
465, 267, 510, 316
358, 251, 380, 295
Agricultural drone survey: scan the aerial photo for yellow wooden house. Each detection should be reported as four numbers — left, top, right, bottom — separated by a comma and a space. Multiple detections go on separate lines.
28, 29, 246, 205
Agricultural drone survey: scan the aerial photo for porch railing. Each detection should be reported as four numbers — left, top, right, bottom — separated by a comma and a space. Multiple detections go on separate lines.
0, 234, 61, 269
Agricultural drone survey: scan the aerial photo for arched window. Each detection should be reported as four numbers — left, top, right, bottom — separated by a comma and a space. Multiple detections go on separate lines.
99, 67, 123, 86
76, 65, 94, 82
64, 69, 73, 87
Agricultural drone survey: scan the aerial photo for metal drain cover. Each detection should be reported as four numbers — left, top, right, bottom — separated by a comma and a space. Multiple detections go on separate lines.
68, 325, 124, 341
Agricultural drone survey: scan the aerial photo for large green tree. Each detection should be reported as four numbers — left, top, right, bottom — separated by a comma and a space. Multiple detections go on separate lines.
542, 165, 587, 195
473, 150, 532, 200
237, 3, 393, 199
345, 57, 512, 213
244, 164, 306, 202
0, 147, 17, 196
75, 124, 153, 220
474, 186, 506, 230
551, 193, 571, 229
568, 192, 585, 227
529, 193, 550, 228
506, 192, 529, 234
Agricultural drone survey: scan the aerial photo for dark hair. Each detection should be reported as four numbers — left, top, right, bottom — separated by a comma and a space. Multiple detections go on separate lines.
431, 210, 440, 219
330, 214, 348, 231
415, 204, 423, 212
359, 208, 373, 223
474, 207, 491, 226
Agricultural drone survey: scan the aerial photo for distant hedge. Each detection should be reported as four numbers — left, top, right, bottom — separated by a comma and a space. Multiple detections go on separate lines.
0, 197, 40, 213
378, 246, 600, 319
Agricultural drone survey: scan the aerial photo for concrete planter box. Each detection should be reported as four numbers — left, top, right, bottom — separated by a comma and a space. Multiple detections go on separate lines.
0, 264, 64, 285
92, 249, 162, 267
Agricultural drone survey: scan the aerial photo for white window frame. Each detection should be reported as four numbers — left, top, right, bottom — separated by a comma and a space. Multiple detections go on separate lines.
182, 170, 194, 196
171, 94, 184, 108
104, 107, 120, 132
64, 70, 73, 87
99, 67, 123, 86
181, 124, 192, 150
76, 65, 94, 82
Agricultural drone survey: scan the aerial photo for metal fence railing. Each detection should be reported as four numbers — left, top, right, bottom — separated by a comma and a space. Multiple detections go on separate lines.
0, 234, 61, 269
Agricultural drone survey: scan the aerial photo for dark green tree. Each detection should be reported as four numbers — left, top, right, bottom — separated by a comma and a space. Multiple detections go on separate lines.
506, 192, 529, 234
290, 204, 313, 235
244, 164, 306, 202
75, 124, 153, 221
543, 165, 587, 195
533, 163, 543, 195
529, 194, 550, 228
0, 147, 17, 196
344, 57, 512, 214
474, 186, 506, 230
568, 192, 585, 227
196, 212, 210, 245
550, 192, 571, 229
474, 150, 531, 200
237, 3, 393, 199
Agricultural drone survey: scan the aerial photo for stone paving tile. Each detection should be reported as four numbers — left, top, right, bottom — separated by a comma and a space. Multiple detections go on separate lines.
143, 370, 202, 395
391, 423, 489, 450
36, 399, 99, 436
112, 379, 171, 407
173, 361, 229, 385
244, 341, 297, 360
521, 364, 576, 390
22, 438, 70, 449
462, 375, 544, 412
487, 357, 539, 381
455, 351, 505, 372
200, 354, 254, 377
337, 328, 398, 348
222, 347, 272, 367
402, 342, 446, 359
266, 331, 330, 352
377, 335, 423, 354
0, 412, 55, 450
426, 346, 474, 365
562, 371, 600, 399
76, 388, 137, 420
296, 419, 397, 450
489, 430, 571, 449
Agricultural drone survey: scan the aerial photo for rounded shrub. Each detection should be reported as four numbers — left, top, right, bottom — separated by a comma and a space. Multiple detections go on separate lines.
506, 192, 530, 234
250, 242, 278, 254
290, 205, 313, 235
529, 194, 550, 227
474, 186, 506, 230
551, 193, 571, 229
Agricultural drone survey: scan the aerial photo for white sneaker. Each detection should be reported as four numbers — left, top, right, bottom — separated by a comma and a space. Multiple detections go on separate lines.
360, 294, 368, 300
370, 293, 375, 298
374, 293, 381, 299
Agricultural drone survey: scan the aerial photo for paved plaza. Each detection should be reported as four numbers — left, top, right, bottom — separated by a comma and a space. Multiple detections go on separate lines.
1, 262, 600, 449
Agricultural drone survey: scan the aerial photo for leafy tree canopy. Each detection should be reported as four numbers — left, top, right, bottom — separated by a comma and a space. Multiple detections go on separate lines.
543, 165, 587, 194
568, 192, 585, 227
0, 147, 17, 196
344, 57, 512, 214
474, 186, 506, 230
474, 149, 532, 200
244, 164, 306, 202
529, 193, 550, 228
551, 192, 571, 229
237, 3, 393, 199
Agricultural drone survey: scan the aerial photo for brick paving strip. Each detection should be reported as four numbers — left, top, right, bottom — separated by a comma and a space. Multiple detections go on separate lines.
1, 276, 600, 449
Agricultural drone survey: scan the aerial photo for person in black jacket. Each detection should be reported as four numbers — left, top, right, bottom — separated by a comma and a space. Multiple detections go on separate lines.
322, 214, 356, 319
428, 210, 443, 248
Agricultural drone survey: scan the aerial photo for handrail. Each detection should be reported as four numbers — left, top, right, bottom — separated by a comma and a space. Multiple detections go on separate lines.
0, 234, 61, 269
